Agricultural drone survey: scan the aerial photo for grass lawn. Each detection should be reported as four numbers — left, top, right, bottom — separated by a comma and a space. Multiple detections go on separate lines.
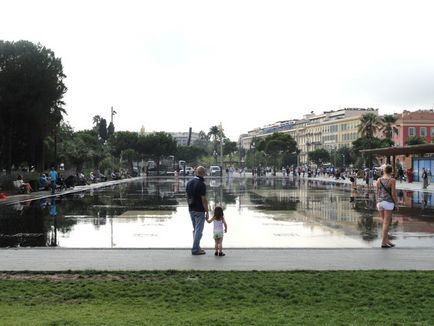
0, 271, 433, 325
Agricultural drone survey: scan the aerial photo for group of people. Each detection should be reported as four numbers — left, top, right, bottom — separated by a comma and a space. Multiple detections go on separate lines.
185, 163, 402, 253
38, 166, 59, 194
16, 166, 59, 195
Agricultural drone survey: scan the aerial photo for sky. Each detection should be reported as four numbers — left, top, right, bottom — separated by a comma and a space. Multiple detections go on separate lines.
2, 0, 434, 140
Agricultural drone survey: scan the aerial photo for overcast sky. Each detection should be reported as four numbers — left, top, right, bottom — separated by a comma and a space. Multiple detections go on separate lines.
2, 0, 434, 140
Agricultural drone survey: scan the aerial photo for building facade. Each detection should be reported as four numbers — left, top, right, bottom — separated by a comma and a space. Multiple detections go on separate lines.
240, 108, 378, 165
392, 110, 434, 146
168, 132, 200, 146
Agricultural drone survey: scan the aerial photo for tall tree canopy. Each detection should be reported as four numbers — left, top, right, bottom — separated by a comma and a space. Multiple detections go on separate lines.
0, 40, 67, 171
358, 113, 382, 139
308, 148, 330, 165
381, 114, 398, 139
256, 133, 298, 170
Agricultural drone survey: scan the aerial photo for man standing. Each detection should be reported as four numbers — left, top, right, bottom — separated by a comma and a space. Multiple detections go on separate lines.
186, 166, 209, 255
49, 166, 58, 195
422, 168, 428, 189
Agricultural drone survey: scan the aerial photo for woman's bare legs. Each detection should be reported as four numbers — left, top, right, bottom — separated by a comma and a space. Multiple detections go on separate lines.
381, 210, 393, 245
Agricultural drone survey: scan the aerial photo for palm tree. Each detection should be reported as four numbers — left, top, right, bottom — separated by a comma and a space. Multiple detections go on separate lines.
358, 113, 382, 139
92, 115, 101, 129
208, 125, 222, 153
381, 114, 398, 139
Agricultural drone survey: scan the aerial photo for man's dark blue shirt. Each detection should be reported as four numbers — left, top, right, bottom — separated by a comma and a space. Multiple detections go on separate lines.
186, 176, 206, 212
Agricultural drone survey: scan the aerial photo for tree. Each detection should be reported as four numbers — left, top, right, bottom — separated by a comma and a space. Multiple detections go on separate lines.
358, 113, 382, 139
405, 136, 427, 145
192, 130, 210, 149
256, 133, 298, 172
92, 115, 101, 128
107, 122, 115, 139
352, 137, 391, 168
138, 132, 177, 175
308, 148, 330, 165
0, 40, 67, 171
121, 148, 138, 172
176, 146, 207, 165
208, 125, 224, 155
381, 114, 398, 139
108, 131, 139, 158
98, 118, 108, 142
62, 130, 97, 172
223, 139, 238, 160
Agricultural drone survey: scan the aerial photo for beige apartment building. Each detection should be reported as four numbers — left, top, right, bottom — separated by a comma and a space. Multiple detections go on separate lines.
240, 108, 378, 165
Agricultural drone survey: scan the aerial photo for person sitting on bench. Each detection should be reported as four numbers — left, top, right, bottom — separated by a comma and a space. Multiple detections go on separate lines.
15, 175, 32, 193
38, 173, 49, 191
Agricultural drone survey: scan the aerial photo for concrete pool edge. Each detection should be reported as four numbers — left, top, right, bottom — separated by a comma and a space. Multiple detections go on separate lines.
1, 248, 433, 271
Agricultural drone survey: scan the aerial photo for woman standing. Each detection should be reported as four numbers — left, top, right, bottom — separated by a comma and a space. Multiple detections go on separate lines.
376, 165, 399, 248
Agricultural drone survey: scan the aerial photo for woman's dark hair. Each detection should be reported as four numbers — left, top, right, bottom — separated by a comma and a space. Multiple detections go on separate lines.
214, 206, 224, 220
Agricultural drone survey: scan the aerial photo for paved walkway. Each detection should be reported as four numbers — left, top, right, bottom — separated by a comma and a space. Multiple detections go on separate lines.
1, 248, 433, 271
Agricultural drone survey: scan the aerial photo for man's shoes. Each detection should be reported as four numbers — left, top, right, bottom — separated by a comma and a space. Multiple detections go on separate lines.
214, 251, 218, 256
192, 249, 206, 255
381, 243, 393, 248
218, 252, 226, 256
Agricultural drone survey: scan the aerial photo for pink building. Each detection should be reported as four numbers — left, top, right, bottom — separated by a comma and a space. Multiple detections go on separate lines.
392, 110, 434, 147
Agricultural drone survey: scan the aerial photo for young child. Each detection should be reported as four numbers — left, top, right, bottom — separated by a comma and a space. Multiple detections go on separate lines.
206, 206, 228, 256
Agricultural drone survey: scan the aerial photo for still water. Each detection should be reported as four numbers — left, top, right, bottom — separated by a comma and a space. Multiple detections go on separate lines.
1, 177, 433, 248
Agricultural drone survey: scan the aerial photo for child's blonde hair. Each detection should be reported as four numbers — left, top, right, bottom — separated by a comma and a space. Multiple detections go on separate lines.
213, 206, 224, 220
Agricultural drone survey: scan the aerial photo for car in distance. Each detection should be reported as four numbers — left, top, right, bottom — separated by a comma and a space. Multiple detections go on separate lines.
209, 165, 221, 176
180, 166, 195, 176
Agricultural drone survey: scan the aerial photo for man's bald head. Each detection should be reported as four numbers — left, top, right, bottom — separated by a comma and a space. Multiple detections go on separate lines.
195, 166, 206, 176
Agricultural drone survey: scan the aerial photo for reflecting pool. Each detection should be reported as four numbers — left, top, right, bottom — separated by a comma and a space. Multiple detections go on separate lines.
1, 177, 434, 248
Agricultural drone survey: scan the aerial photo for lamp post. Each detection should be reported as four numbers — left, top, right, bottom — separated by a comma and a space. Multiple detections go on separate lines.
219, 122, 224, 176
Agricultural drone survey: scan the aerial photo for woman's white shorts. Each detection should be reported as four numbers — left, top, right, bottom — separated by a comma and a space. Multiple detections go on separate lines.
377, 201, 394, 211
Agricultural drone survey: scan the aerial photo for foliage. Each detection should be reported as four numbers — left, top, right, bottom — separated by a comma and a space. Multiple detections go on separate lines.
176, 146, 207, 165
308, 148, 330, 165
121, 148, 138, 172
137, 132, 177, 175
0, 271, 432, 325
381, 114, 398, 139
256, 133, 298, 169
0, 40, 67, 171
208, 125, 224, 153
358, 113, 382, 139
98, 118, 108, 142
108, 131, 139, 158
61, 130, 99, 172
192, 130, 210, 150
352, 137, 391, 168
405, 136, 427, 145
107, 122, 115, 138
223, 139, 238, 159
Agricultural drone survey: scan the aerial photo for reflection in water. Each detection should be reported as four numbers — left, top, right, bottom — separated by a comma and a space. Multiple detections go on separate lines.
0, 177, 433, 248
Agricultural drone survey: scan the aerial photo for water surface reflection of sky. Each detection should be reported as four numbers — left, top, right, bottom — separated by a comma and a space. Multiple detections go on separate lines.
1, 177, 434, 248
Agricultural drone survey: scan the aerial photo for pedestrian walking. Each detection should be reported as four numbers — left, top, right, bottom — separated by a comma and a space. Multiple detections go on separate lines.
186, 166, 209, 255
422, 168, 428, 189
206, 206, 228, 256
376, 164, 398, 248
49, 166, 58, 195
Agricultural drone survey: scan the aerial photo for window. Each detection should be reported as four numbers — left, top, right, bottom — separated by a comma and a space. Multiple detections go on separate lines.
408, 127, 415, 137
430, 127, 434, 137
420, 127, 427, 137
